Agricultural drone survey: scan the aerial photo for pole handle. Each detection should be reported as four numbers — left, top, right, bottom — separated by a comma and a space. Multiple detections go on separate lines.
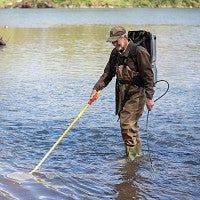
88, 90, 102, 105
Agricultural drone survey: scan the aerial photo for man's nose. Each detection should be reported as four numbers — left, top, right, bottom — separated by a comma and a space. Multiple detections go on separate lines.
112, 41, 118, 46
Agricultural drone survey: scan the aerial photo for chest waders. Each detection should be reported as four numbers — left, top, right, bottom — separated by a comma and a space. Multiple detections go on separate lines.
115, 54, 145, 161
115, 55, 144, 116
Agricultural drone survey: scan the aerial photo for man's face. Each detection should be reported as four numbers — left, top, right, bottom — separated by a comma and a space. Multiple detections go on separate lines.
112, 36, 126, 51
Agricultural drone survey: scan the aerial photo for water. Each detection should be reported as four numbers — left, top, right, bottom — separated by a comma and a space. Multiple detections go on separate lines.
0, 8, 200, 200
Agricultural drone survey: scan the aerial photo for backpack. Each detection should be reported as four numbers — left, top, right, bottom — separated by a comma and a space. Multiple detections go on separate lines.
128, 30, 157, 83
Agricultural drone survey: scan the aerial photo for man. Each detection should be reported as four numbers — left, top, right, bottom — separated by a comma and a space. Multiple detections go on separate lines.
90, 26, 155, 160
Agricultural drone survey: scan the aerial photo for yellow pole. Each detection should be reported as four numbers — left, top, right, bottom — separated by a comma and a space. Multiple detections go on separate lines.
30, 90, 101, 174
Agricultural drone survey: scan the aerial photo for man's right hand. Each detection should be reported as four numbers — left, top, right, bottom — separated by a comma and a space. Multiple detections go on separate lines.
89, 89, 99, 104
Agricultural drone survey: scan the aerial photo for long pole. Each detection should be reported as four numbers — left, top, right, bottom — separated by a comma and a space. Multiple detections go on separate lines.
30, 91, 101, 174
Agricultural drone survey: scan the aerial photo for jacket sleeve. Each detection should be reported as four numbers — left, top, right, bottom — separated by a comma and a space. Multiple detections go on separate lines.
93, 49, 116, 91
136, 46, 154, 99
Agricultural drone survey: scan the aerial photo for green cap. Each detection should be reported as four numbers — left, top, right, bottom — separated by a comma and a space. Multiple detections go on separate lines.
106, 26, 126, 42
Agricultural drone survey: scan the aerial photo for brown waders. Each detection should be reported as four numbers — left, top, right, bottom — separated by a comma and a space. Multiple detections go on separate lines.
116, 65, 146, 161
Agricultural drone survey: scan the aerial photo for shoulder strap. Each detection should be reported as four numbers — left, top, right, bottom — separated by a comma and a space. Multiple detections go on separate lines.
110, 48, 118, 63
110, 48, 118, 76
129, 43, 138, 61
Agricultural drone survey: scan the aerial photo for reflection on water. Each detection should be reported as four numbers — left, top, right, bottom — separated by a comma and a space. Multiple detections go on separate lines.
115, 160, 141, 199
0, 9, 200, 200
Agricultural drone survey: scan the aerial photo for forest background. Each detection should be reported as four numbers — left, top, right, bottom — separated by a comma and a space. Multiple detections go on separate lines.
0, 0, 199, 8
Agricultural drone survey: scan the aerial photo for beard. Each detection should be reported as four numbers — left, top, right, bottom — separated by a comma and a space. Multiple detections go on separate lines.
116, 46, 124, 52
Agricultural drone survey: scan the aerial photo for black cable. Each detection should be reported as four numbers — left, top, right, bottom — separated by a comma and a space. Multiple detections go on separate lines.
146, 110, 154, 172
154, 80, 170, 102
146, 80, 169, 172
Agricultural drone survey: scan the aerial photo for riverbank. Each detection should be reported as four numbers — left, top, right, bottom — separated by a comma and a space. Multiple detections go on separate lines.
0, 0, 199, 8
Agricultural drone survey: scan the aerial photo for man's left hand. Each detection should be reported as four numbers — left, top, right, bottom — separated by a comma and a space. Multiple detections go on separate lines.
146, 98, 154, 111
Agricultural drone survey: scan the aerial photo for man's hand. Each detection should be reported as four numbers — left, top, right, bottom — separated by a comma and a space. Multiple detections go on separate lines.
146, 98, 154, 111
89, 89, 99, 104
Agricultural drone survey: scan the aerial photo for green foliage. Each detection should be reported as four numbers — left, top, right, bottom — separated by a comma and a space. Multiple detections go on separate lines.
52, 0, 132, 7
0, 0, 8, 4
0, 0, 199, 7
55, 0, 199, 7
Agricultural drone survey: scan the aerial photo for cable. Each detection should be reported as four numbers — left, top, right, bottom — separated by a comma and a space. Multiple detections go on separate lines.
154, 80, 170, 102
146, 110, 154, 172
146, 80, 169, 172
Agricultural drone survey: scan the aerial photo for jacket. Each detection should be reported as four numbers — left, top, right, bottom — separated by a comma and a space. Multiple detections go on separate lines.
93, 40, 154, 100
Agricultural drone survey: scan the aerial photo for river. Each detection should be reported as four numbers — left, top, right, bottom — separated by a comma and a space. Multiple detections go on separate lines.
0, 8, 200, 200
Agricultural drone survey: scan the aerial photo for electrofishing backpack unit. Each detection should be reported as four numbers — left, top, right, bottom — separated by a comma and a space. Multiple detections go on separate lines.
128, 30, 157, 83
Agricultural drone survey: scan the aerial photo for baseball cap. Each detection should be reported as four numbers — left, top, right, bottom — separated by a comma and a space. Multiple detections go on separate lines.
106, 26, 126, 42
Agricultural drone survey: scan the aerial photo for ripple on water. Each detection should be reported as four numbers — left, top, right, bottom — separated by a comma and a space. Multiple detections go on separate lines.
0, 17, 200, 199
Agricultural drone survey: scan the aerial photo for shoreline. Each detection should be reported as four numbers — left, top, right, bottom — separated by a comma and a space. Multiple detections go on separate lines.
0, 0, 199, 9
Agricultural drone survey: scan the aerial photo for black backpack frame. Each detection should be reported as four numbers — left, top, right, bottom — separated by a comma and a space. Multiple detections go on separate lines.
128, 30, 157, 83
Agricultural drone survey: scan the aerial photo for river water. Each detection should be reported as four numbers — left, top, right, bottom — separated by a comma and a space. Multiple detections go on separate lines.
0, 8, 200, 200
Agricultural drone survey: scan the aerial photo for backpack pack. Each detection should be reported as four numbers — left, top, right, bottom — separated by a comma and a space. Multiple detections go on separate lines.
128, 30, 157, 83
